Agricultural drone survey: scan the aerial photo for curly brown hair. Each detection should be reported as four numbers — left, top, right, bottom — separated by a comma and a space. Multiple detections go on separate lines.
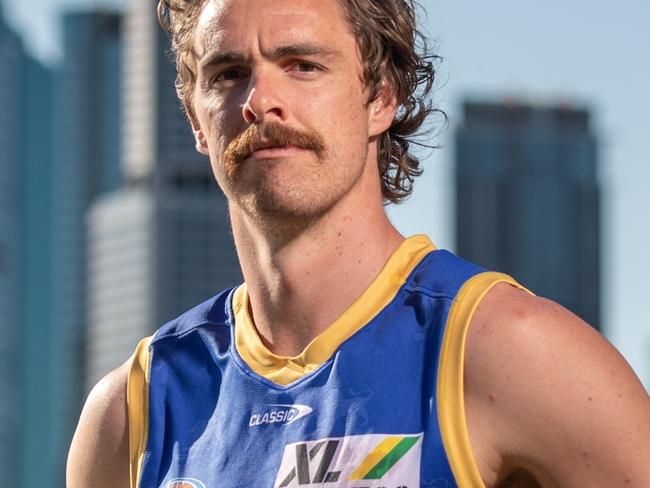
157, 0, 443, 204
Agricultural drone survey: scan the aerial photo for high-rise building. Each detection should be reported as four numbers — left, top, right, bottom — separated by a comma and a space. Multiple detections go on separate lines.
0, 8, 26, 485
0, 6, 55, 485
455, 100, 600, 329
50, 10, 122, 484
85, 0, 240, 389
21, 55, 55, 488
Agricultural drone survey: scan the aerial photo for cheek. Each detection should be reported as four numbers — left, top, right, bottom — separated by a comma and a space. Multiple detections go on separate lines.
195, 103, 232, 180
336, 81, 369, 129
334, 97, 370, 150
200, 101, 238, 151
312, 84, 368, 139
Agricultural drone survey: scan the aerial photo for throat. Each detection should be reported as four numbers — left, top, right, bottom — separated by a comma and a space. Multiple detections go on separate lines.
237, 222, 405, 358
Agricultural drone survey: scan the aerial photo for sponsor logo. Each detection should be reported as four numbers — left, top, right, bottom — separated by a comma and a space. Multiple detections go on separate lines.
249, 404, 313, 427
163, 478, 206, 488
273, 433, 422, 487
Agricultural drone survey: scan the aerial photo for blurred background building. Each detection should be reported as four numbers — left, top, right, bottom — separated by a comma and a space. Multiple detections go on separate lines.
0, 5, 56, 486
21, 53, 55, 488
456, 100, 600, 329
49, 10, 122, 484
0, 7, 28, 486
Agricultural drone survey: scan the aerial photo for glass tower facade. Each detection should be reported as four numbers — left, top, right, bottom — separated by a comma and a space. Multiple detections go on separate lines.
455, 100, 600, 329
0, 10, 25, 486
21, 56, 55, 488
0, 7, 55, 485
50, 11, 122, 484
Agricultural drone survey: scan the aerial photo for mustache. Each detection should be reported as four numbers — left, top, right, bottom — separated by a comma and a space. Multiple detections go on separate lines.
223, 123, 326, 172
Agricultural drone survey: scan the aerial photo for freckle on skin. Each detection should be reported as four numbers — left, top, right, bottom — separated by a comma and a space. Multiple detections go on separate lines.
488, 394, 495, 403
588, 396, 593, 401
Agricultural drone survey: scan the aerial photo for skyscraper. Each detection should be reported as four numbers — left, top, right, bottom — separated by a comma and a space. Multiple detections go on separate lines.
0, 5, 56, 485
21, 55, 55, 488
455, 100, 600, 329
0, 7, 26, 485
50, 10, 122, 484
85, 0, 240, 389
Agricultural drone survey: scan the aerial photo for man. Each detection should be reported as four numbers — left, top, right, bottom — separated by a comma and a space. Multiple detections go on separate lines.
67, 0, 650, 486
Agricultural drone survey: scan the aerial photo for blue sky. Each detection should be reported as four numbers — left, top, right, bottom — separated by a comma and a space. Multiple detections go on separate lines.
5, 0, 649, 386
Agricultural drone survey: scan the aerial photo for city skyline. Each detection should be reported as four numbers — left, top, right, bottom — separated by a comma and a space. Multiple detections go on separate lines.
3, 0, 648, 390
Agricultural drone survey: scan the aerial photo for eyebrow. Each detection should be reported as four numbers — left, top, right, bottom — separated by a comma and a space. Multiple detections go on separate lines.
198, 43, 343, 72
271, 43, 342, 61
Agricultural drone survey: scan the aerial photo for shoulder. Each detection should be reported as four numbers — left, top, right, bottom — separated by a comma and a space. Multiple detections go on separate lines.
154, 287, 236, 341
464, 283, 650, 487
67, 359, 131, 488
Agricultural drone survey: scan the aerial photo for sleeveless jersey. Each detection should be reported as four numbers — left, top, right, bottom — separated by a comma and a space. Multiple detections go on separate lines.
127, 235, 524, 488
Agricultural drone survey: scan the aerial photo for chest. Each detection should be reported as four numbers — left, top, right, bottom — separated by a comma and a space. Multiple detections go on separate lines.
140, 321, 457, 487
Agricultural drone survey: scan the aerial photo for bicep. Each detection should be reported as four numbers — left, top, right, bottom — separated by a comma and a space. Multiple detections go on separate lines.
66, 362, 131, 488
466, 285, 650, 487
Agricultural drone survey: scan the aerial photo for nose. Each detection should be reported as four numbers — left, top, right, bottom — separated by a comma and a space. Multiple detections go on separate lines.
241, 71, 286, 124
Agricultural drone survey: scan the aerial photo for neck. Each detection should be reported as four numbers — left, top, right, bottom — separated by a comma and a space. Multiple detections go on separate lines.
229, 180, 403, 357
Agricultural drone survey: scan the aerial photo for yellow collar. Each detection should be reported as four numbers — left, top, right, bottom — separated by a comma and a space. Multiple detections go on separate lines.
232, 235, 436, 386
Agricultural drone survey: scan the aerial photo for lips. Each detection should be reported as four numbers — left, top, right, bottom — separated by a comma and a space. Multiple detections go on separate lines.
247, 145, 307, 160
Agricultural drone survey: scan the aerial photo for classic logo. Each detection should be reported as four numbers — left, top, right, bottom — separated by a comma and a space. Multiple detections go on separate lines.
273, 433, 422, 487
163, 478, 206, 488
249, 404, 313, 427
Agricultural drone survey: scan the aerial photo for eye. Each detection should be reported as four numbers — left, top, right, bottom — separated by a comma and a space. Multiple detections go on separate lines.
295, 62, 317, 72
291, 61, 323, 74
215, 68, 244, 82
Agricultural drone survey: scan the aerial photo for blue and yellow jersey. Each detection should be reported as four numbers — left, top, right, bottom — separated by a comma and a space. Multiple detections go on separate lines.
128, 235, 524, 488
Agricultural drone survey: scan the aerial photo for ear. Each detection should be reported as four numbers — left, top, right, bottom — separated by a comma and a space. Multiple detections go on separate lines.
367, 83, 398, 138
188, 111, 209, 156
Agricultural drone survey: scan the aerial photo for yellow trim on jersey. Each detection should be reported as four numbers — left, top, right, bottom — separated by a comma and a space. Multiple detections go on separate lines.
437, 272, 529, 488
127, 336, 153, 488
233, 235, 436, 386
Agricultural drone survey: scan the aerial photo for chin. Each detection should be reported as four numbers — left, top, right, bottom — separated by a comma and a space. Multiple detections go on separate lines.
226, 159, 365, 224
237, 184, 343, 224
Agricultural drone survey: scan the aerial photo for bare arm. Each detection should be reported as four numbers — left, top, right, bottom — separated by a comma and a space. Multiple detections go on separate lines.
465, 284, 650, 487
66, 360, 131, 488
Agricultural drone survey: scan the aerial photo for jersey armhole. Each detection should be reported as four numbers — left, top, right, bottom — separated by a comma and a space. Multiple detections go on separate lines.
437, 272, 530, 488
127, 336, 153, 488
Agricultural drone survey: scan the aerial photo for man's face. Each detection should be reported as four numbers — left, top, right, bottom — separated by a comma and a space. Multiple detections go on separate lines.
190, 0, 395, 220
